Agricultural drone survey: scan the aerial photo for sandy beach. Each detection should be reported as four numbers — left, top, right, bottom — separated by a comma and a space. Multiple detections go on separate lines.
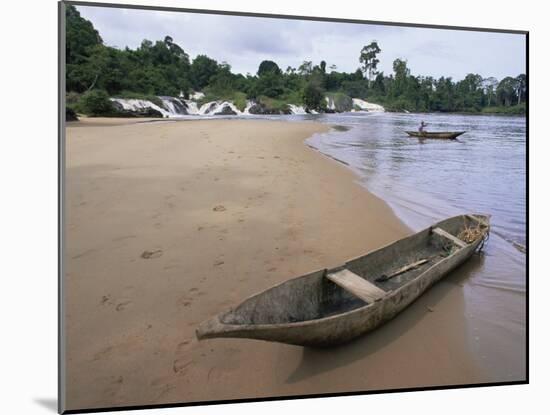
65, 118, 492, 410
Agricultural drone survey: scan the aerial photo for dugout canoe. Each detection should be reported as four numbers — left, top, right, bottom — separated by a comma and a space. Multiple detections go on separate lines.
196, 214, 490, 347
405, 131, 466, 139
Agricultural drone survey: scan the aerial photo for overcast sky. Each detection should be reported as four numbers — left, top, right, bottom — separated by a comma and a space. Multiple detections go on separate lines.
76, 5, 526, 81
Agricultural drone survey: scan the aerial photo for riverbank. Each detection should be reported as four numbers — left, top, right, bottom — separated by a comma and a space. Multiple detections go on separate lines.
65, 118, 489, 410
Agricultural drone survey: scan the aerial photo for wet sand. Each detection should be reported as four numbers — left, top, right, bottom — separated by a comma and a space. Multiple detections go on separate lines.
65, 118, 489, 410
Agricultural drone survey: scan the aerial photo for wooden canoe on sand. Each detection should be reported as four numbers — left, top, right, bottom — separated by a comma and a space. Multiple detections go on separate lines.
196, 214, 490, 347
406, 131, 465, 139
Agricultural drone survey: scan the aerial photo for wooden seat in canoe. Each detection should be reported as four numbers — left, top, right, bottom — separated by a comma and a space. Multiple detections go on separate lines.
432, 227, 467, 248
326, 269, 387, 303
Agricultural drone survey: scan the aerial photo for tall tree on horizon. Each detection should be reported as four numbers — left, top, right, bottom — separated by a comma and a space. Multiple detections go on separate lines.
359, 41, 381, 86
482, 77, 499, 107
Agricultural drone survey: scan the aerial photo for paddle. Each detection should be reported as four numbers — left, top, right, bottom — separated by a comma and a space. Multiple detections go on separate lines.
375, 258, 429, 283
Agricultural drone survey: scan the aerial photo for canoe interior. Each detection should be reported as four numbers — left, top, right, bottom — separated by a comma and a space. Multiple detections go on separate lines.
220, 215, 484, 326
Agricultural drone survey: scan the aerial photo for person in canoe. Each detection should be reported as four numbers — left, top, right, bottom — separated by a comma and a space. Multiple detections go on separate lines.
419, 120, 427, 133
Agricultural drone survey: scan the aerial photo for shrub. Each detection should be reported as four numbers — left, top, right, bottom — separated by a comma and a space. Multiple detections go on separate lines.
302, 81, 324, 110
79, 89, 115, 116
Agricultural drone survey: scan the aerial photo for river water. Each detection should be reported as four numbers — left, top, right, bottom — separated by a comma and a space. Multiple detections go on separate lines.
304, 111, 526, 381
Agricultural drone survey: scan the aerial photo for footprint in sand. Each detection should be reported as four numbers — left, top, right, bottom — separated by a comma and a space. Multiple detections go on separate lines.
72, 248, 97, 260
141, 249, 163, 259
176, 340, 192, 353
172, 359, 193, 374
99, 375, 124, 401
116, 300, 133, 312
112, 235, 137, 242
177, 295, 192, 307
163, 264, 178, 270
93, 346, 114, 361
213, 205, 226, 212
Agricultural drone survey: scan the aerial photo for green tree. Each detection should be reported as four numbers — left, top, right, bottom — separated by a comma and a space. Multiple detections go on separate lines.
497, 77, 519, 106
456, 73, 484, 111
66, 5, 104, 92
390, 58, 410, 98
298, 61, 313, 76
372, 73, 386, 96
359, 41, 381, 86
253, 72, 284, 98
482, 77, 498, 106
257, 60, 282, 77
65, 4, 102, 65
190, 55, 219, 89
432, 77, 456, 112
207, 63, 236, 95
252, 60, 284, 98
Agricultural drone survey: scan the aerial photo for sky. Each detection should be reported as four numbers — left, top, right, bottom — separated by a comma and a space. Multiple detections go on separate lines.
76, 5, 526, 81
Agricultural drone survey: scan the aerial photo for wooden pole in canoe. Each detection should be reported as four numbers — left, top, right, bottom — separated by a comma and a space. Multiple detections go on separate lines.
375, 258, 429, 282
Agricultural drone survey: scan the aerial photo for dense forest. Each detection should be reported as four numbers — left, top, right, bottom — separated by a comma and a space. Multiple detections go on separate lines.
66, 5, 526, 116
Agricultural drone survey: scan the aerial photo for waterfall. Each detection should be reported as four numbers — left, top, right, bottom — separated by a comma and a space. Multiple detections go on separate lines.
110, 98, 172, 117
158, 96, 188, 116
184, 100, 200, 115
352, 98, 385, 112
243, 101, 254, 115
109, 94, 366, 117
288, 104, 307, 115
325, 96, 336, 110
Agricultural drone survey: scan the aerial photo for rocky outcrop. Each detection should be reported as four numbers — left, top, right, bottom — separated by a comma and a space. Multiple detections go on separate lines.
325, 93, 353, 112
216, 105, 237, 115
248, 102, 292, 115
202, 102, 219, 115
